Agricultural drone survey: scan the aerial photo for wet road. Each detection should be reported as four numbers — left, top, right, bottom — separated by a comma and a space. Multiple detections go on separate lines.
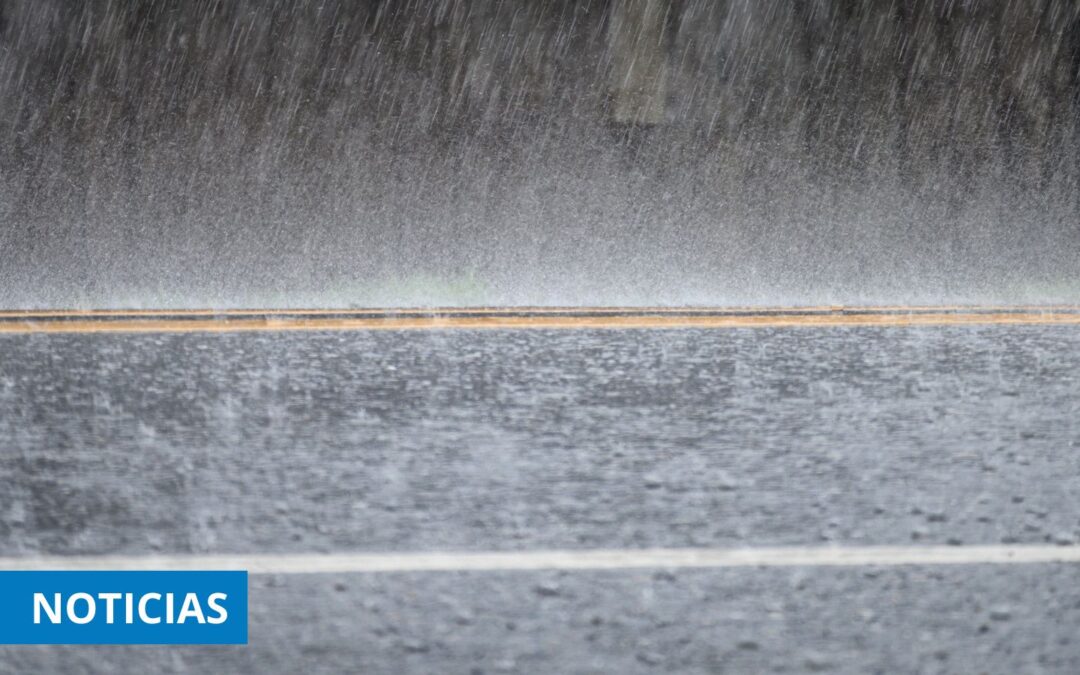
1, 325, 1079, 673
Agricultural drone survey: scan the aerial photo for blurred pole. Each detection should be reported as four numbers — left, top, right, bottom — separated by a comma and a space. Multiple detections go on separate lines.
608, 0, 669, 126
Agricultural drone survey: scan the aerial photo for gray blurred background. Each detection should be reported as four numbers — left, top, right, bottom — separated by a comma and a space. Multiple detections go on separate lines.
1, 0, 1079, 308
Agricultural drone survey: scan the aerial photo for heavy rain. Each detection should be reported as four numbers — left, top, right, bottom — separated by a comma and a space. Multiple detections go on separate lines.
2, 2, 1080, 673
2, 0, 1078, 307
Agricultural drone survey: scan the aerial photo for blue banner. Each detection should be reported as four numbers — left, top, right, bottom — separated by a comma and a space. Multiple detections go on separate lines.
0, 571, 248, 644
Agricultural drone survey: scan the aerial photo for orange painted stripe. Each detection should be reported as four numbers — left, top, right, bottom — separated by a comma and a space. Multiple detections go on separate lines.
0, 308, 1078, 334
1, 304, 1079, 318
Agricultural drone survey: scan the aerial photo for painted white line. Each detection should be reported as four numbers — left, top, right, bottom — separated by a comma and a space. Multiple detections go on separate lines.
2, 546, 1079, 574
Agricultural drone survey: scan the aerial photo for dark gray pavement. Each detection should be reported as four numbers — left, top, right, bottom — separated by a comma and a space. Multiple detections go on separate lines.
2, 325, 1080, 672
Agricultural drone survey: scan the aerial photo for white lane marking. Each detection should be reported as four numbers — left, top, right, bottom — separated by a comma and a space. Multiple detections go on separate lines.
2, 546, 1079, 573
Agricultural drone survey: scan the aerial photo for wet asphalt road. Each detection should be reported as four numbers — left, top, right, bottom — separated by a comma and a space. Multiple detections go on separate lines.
1, 325, 1080, 673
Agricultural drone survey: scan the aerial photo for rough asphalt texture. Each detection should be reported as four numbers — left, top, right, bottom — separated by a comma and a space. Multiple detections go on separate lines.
1, 326, 1079, 673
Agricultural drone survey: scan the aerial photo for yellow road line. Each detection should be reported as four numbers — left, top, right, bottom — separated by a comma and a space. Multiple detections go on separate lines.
2, 304, 1079, 318
1, 308, 1079, 334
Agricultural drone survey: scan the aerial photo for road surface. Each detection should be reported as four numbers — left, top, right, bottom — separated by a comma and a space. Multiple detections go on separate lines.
1, 317, 1079, 672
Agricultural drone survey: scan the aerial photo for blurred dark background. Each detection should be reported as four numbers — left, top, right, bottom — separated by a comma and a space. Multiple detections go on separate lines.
1, 0, 1079, 308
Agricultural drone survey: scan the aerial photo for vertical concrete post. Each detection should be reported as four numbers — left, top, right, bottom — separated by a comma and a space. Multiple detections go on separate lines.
608, 0, 669, 126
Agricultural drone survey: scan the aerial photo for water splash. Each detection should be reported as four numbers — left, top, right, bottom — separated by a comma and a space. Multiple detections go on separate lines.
1, 0, 1078, 308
